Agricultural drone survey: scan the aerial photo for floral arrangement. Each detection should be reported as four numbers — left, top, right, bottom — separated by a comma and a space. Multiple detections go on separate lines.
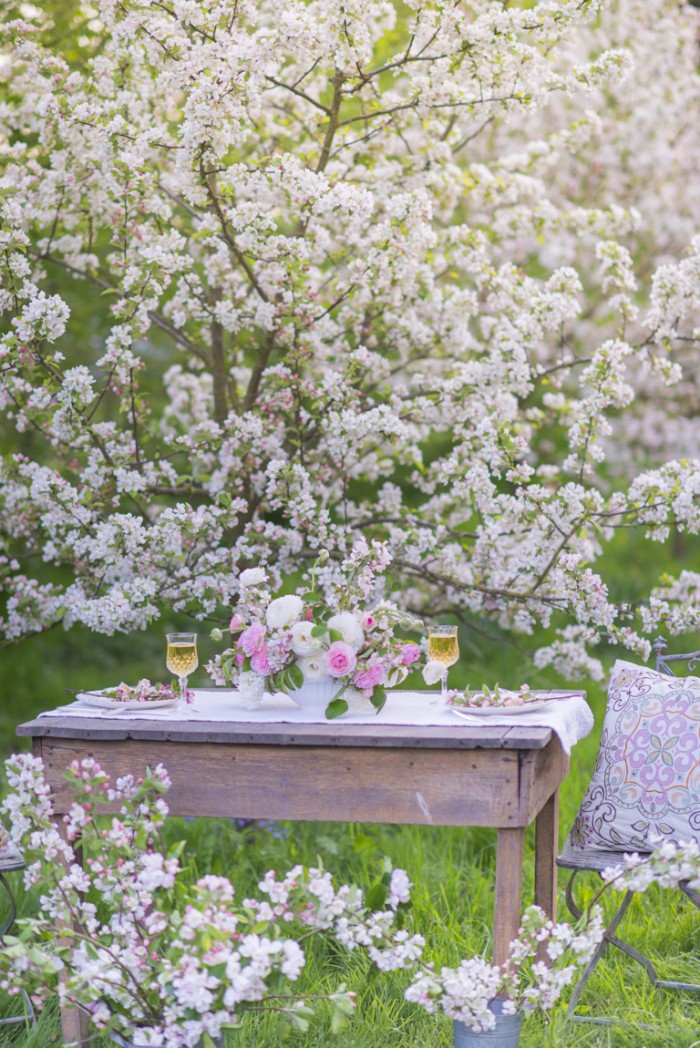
403, 840, 700, 1032
0, 754, 422, 1048
208, 543, 422, 717
447, 683, 538, 710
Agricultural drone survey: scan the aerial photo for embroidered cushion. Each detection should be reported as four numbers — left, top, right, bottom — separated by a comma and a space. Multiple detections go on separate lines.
567, 659, 700, 854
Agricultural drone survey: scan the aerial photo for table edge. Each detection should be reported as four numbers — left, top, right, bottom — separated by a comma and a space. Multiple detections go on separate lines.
17, 718, 557, 750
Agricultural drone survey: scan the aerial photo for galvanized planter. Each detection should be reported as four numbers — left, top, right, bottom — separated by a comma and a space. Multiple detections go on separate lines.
453, 1001, 522, 1048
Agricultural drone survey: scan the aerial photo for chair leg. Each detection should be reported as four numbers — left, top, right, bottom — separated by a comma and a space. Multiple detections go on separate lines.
564, 875, 637, 1021
564, 869, 700, 1024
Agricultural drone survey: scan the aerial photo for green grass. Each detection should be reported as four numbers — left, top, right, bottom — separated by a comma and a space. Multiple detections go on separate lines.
0, 776, 698, 1045
0, 549, 699, 1045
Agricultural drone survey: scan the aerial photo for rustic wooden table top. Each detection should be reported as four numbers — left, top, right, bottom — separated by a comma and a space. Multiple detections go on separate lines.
17, 715, 556, 750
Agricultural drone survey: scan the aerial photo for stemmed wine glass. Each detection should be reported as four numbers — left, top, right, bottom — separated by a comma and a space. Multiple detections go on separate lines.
427, 625, 459, 704
166, 632, 198, 705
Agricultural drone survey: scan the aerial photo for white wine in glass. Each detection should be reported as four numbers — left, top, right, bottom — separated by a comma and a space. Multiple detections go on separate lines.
427, 625, 459, 703
166, 632, 198, 705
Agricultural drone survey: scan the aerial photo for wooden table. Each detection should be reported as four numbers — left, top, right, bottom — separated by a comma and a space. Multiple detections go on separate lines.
18, 707, 577, 1045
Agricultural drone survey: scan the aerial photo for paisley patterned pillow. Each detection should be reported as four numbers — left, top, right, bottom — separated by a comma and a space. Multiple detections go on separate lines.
567, 659, 700, 854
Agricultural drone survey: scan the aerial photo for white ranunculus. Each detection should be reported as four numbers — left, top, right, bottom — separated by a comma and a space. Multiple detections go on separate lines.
266, 594, 304, 629
422, 660, 445, 686
296, 654, 330, 682
290, 620, 324, 657
239, 567, 267, 588
327, 611, 364, 652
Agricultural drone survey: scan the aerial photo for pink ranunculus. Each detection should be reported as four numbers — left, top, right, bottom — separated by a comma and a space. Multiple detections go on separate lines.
239, 622, 265, 656
229, 612, 244, 632
353, 662, 385, 690
400, 643, 420, 666
250, 645, 270, 675
323, 641, 357, 679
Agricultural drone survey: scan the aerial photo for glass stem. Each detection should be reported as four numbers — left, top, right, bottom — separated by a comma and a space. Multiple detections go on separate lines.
179, 676, 188, 704
441, 668, 448, 703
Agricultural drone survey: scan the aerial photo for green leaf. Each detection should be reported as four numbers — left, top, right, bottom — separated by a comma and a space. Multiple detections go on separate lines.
311, 624, 327, 638
288, 663, 304, 688
365, 881, 388, 909
370, 685, 386, 712
331, 1008, 350, 1034
325, 698, 349, 720
328, 627, 344, 642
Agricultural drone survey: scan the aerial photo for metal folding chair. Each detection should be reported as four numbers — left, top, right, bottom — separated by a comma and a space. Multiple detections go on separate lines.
556, 637, 700, 1025
0, 839, 37, 1031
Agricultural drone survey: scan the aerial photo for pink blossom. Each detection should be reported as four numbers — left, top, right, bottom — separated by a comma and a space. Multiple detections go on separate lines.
353, 662, 385, 690
400, 643, 420, 666
239, 622, 265, 656
361, 612, 377, 632
250, 645, 270, 675
323, 641, 357, 679
229, 613, 244, 631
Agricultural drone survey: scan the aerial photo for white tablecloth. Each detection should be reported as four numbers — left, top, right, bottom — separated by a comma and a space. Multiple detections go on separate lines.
39, 689, 594, 756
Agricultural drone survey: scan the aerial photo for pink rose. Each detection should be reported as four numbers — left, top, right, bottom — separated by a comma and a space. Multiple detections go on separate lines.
400, 643, 420, 666
323, 641, 357, 679
229, 613, 244, 631
250, 645, 270, 675
239, 622, 265, 656
353, 662, 385, 690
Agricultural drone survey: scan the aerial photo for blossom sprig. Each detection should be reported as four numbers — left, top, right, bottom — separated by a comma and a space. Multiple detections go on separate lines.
403, 840, 700, 1032
0, 754, 418, 1047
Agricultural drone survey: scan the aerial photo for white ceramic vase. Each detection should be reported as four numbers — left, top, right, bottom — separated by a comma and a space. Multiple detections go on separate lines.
238, 670, 266, 710
289, 678, 340, 714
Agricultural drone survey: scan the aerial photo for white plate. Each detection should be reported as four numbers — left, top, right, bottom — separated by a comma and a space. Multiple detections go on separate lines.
449, 700, 548, 718
75, 691, 180, 712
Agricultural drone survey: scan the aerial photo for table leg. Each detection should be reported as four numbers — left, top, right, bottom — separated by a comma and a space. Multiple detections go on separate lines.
52, 816, 89, 1047
493, 827, 524, 968
534, 788, 559, 922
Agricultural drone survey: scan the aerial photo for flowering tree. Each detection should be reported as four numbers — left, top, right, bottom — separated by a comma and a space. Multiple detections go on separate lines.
2, 0, 700, 678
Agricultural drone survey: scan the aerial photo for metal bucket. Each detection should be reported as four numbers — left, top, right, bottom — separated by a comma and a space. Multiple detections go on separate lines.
453, 1001, 523, 1048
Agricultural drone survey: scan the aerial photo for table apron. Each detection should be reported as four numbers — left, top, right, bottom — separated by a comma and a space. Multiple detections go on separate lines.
33, 737, 559, 827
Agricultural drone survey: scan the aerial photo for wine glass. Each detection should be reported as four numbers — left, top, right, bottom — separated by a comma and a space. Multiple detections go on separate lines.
166, 632, 198, 705
427, 625, 459, 704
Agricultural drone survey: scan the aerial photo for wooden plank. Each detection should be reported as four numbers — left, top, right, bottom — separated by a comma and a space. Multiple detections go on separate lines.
18, 718, 553, 750
518, 738, 569, 824
52, 814, 89, 1047
40, 738, 522, 827
534, 789, 559, 929
493, 827, 525, 968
